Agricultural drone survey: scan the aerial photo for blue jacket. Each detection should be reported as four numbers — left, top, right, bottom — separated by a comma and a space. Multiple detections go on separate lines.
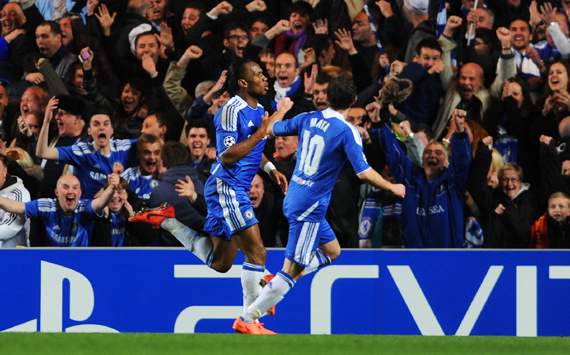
380, 125, 470, 247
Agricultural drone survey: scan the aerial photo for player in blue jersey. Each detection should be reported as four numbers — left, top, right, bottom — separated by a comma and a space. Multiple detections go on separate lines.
232, 75, 406, 335
36, 98, 137, 198
129, 59, 293, 320
0, 174, 121, 246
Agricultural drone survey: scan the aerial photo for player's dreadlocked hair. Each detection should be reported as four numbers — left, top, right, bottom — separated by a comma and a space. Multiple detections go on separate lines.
225, 59, 254, 96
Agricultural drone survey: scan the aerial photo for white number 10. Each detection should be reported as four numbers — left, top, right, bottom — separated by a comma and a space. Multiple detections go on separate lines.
299, 130, 325, 176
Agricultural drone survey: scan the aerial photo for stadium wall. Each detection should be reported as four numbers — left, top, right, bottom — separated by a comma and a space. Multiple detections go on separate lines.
0, 249, 568, 336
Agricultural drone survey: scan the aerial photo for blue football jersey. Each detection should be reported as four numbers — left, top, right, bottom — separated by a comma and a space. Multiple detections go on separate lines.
121, 167, 158, 200
57, 138, 137, 198
25, 198, 97, 246
209, 95, 266, 191
110, 211, 127, 246
273, 108, 371, 221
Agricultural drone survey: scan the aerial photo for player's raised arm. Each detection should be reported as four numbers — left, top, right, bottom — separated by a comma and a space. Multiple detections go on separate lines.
36, 96, 60, 160
357, 168, 406, 199
0, 196, 25, 215
267, 97, 294, 136
220, 98, 293, 165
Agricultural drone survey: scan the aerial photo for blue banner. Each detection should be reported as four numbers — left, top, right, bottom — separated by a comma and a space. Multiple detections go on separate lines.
1, 249, 569, 336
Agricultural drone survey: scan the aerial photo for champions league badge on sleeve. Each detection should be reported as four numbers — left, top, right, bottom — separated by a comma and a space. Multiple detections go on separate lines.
223, 136, 236, 148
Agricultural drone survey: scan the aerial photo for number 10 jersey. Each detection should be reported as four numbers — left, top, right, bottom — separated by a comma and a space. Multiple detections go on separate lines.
272, 108, 371, 222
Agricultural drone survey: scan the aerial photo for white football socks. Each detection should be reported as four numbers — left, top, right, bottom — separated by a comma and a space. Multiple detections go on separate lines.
242, 271, 295, 323
161, 218, 213, 265
302, 249, 331, 275
241, 263, 265, 313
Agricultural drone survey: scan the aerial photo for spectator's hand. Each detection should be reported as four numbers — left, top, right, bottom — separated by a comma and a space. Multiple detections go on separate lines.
25, 72, 45, 85
107, 173, 120, 187
141, 54, 158, 77
301, 48, 317, 69
3, 28, 25, 43
212, 70, 227, 92
313, 18, 328, 35
357, 126, 371, 144
0, 139, 6, 156
453, 109, 466, 133
390, 60, 405, 76
176, 176, 198, 203
35, 57, 46, 70
526, 46, 544, 70
303, 63, 318, 95
206, 147, 216, 160
159, 22, 174, 52
540, 2, 558, 24
496, 27, 512, 49
246, 0, 267, 13
539, 134, 553, 146
177, 45, 203, 68
482, 136, 493, 146
265, 20, 290, 40
544, 94, 556, 114
399, 120, 412, 136
391, 183, 406, 199
529, 1, 542, 27
95, 3, 116, 37
276, 97, 294, 115
79, 47, 94, 70
124, 198, 135, 217
208, 1, 233, 18
427, 59, 445, 75
562, 160, 570, 176
17, 116, 32, 137
494, 204, 506, 215
553, 91, 570, 110
376, 0, 394, 18
270, 169, 288, 194
443, 15, 463, 38
466, 9, 478, 25
365, 101, 381, 123
44, 96, 59, 122
112, 162, 124, 175
87, 0, 99, 17
136, 104, 149, 119
334, 28, 357, 55
387, 103, 398, 117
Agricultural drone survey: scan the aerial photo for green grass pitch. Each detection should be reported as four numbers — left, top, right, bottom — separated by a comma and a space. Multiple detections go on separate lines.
0, 333, 568, 355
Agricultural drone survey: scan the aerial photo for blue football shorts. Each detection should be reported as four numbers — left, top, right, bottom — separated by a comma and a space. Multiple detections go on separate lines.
203, 177, 258, 239
285, 218, 336, 267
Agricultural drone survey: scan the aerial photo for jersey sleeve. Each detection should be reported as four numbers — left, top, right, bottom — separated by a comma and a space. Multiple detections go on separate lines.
342, 125, 370, 175
24, 200, 40, 219
216, 105, 241, 155
56, 143, 87, 165
273, 113, 306, 136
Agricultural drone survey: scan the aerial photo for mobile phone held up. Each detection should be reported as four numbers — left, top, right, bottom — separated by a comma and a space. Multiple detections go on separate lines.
78, 51, 90, 63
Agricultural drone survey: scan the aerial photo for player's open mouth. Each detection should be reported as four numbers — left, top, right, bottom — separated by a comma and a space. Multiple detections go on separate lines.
98, 133, 107, 139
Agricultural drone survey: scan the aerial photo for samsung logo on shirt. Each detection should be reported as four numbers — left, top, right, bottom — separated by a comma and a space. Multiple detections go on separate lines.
416, 205, 444, 216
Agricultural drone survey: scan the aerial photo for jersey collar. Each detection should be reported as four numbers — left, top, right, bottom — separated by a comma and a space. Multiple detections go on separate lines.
321, 108, 345, 121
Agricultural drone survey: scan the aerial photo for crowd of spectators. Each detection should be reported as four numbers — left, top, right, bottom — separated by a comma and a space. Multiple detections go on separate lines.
0, 0, 569, 249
